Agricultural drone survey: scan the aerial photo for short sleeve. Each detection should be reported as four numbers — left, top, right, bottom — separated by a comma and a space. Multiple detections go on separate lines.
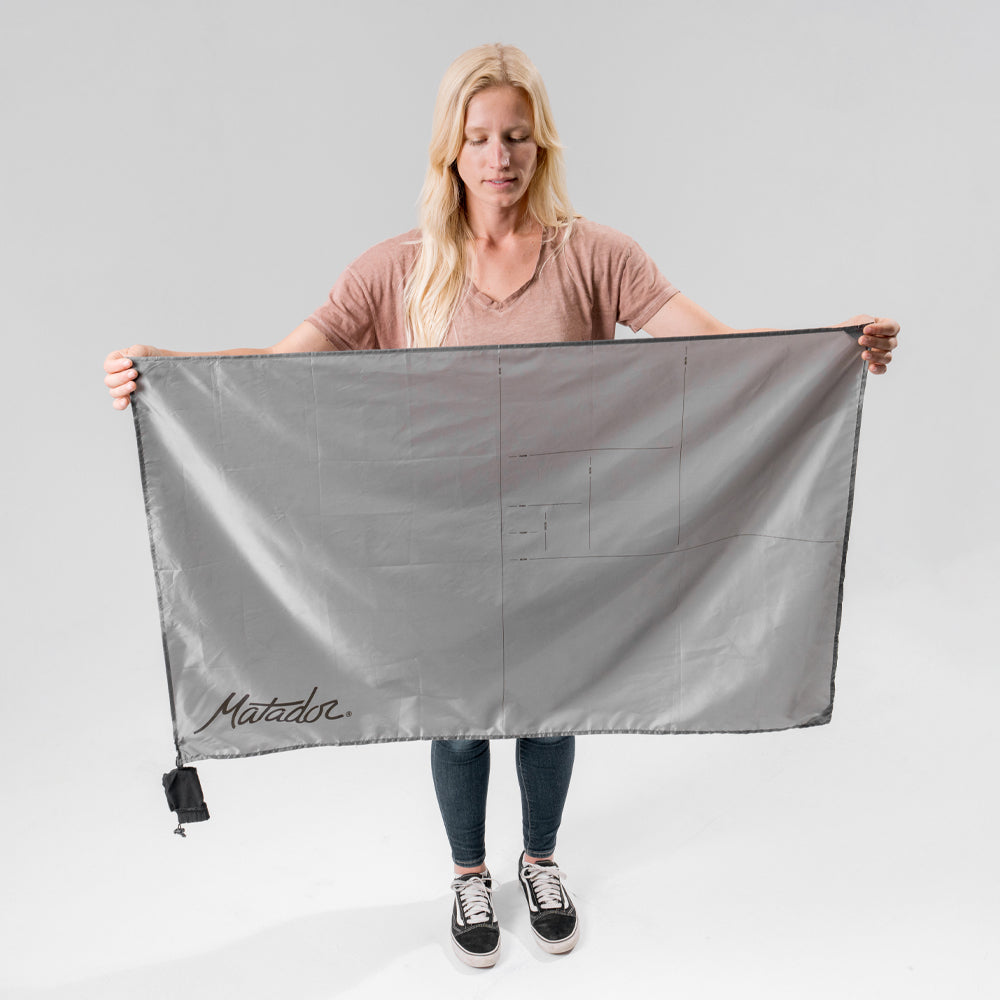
305, 231, 420, 351
307, 265, 379, 352
616, 238, 678, 332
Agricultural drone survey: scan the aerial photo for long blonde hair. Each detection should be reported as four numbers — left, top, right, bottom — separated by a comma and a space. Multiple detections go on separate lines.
404, 44, 577, 348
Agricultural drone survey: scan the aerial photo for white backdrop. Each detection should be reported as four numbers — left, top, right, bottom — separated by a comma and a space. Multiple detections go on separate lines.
3, 1, 997, 996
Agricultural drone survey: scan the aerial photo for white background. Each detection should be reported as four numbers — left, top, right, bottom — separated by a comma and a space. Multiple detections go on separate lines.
2, 0, 997, 996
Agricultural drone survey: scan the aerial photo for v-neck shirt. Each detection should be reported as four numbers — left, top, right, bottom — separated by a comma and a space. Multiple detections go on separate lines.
307, 218, 678, 351
466, 229, 549, 311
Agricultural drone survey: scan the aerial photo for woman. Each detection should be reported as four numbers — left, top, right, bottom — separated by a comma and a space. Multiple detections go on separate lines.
104, 44, 899, 968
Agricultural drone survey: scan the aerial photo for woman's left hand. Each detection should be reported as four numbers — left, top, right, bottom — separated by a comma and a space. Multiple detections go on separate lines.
842, 314, 900, 374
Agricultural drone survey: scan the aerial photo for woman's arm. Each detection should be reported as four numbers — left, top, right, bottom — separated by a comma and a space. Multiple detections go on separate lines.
641, 293, 735, 339
103, 320, 331, 409
641, 294, 899, 374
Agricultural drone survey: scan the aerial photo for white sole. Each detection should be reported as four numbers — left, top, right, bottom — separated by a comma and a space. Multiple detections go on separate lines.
532, 918, 580, 954
452, 936, 500, 968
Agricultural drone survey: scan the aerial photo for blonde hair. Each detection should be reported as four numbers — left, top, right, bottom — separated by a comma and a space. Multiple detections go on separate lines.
404, 44, 577, 348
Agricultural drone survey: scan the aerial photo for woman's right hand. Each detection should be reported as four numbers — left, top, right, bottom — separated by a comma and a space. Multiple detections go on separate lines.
104, 344, 161, 410
104, 323, 330, 409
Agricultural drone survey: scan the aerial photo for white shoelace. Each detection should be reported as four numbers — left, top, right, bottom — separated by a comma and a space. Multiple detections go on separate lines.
451, 874, 496, 924
522, 863, 568, 909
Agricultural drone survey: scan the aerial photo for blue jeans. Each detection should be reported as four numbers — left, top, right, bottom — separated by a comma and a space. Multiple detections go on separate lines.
430, 736, 576, 868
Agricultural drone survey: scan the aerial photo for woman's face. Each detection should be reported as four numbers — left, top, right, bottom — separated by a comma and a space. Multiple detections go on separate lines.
456, 86, 539, 218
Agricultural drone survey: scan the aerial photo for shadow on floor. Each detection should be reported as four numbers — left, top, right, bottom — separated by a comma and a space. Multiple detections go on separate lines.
11, 897, 448, 999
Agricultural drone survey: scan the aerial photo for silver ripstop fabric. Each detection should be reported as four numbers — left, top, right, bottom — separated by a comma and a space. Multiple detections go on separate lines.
131, 330, 865, 763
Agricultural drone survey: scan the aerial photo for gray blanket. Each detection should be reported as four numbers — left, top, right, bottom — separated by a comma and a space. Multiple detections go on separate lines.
131, 330, 866, 763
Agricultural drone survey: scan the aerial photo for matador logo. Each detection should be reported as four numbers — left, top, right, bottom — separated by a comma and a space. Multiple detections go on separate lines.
193, 687, 352, 734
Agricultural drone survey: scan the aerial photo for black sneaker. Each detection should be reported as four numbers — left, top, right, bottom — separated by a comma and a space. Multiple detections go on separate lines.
517, 852, 580, 954
450, 870, 500, 968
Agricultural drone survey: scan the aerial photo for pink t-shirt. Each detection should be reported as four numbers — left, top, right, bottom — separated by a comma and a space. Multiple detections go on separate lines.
307, 218, 678, 350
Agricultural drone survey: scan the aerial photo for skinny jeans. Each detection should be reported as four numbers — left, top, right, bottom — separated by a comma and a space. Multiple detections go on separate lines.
430, 736, 575, 868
